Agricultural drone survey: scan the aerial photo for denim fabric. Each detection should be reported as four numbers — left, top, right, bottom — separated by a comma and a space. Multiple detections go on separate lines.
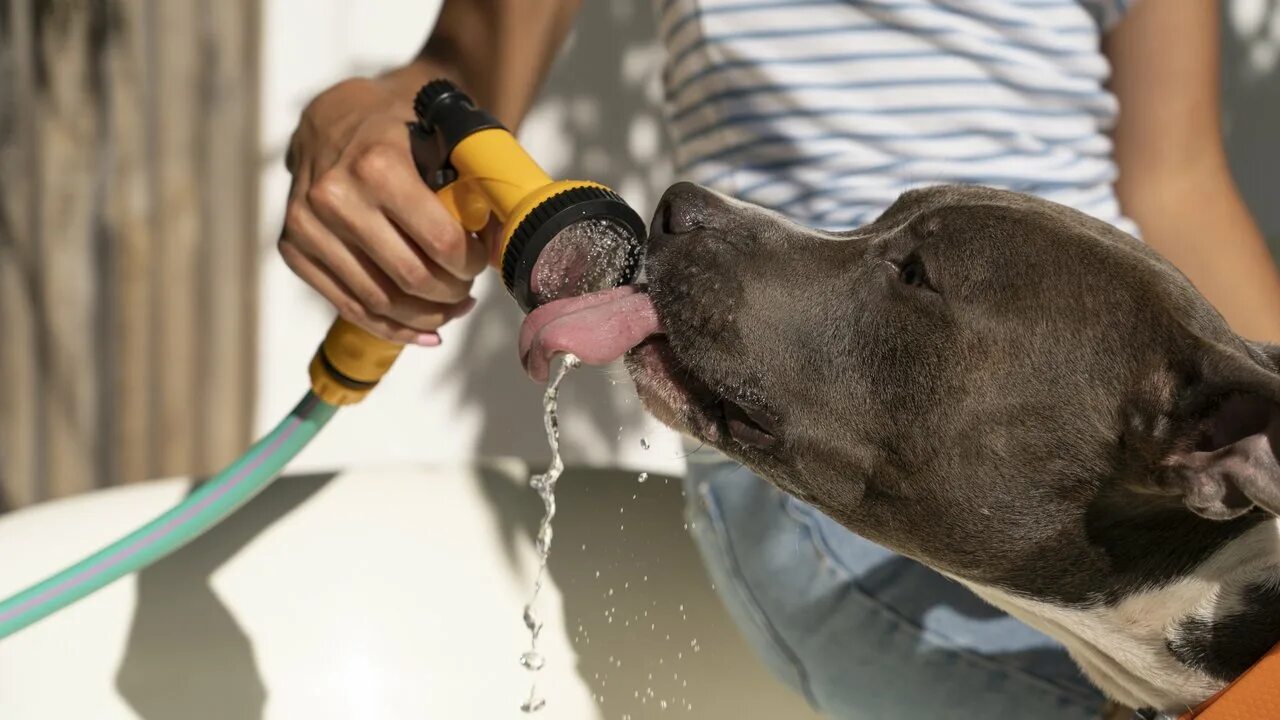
684, 455, 1107, 719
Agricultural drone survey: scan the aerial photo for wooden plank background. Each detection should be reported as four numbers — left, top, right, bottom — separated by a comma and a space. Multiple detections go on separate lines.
0, 0, 260, 509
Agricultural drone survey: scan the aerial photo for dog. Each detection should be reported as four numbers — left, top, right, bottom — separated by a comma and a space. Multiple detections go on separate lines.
520, 182, 1280, 716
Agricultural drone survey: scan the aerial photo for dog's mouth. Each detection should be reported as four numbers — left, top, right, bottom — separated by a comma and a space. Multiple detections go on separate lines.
625, 337, 779, 450
518, 286, 779, 451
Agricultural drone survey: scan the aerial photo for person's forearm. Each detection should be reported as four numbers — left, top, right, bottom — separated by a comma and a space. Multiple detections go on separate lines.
1119, 159, 1280, 344
1106, 0, 1280, 344
374, 0, 582, 130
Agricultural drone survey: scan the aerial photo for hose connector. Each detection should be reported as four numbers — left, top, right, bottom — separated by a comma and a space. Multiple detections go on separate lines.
308, 319, 403, 405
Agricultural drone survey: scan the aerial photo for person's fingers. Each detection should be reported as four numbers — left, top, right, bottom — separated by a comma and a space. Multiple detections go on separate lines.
349, 144, 489, 280
306, 166, 474, 304
278, 236, 439, 347
282, 200, 474, 331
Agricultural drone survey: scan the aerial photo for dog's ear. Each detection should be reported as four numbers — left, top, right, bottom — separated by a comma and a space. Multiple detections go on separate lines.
1156, 341, 1280, 520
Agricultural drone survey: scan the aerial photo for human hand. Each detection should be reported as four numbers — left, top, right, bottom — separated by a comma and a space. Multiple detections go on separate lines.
279, 76, 489, 345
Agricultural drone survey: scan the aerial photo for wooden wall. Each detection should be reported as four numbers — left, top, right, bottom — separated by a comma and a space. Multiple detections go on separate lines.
0, 0, 260, 509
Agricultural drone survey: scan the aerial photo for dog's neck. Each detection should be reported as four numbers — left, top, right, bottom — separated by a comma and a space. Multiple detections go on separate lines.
955, 519, 1280, 713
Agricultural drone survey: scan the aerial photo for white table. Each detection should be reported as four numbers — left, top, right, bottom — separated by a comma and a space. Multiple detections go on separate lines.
0, 461, 817, 719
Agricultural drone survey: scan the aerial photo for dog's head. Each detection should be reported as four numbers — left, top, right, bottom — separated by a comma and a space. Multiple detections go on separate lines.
627, 182, 1280, 604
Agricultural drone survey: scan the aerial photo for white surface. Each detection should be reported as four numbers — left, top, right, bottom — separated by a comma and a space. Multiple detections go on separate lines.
0, 462, 596, 719
0, 464, 822, 720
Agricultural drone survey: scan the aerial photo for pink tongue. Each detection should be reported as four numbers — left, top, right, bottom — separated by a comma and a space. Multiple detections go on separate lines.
519, 286, 662, 382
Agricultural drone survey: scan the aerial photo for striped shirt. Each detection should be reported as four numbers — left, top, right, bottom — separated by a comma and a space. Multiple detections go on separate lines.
654, 0, 1139, 236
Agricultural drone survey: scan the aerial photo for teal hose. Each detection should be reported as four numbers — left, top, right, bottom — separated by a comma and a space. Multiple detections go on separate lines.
0, 392, 337, 639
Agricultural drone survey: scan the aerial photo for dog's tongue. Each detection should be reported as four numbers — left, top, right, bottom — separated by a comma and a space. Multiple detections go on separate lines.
519, 286, 661, 382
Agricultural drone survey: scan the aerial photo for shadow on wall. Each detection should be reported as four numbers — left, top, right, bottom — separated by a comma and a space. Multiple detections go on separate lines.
1222, 0, 1280, 249
445, 0, 674, 465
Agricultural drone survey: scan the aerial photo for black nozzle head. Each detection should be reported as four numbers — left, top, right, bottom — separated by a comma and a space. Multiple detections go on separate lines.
409, 79, 504, 190
414, 79, 460, 117
504, 186, 648, 313
414, 79, 470, 128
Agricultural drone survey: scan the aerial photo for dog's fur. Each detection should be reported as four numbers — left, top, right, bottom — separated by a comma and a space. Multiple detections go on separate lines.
627, 182, 1280, 714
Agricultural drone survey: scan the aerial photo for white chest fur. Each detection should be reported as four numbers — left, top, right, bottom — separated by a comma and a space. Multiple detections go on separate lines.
951, 520, 1280, 713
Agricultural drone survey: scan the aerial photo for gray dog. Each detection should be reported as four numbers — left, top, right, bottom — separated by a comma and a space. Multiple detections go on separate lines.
520, 182, 1280, 715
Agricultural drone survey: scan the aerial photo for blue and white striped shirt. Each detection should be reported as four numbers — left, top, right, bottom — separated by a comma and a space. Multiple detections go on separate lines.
655, 0, 1139, 235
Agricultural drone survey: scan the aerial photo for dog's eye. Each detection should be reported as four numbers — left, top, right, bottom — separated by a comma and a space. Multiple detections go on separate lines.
898, 256, 933, 290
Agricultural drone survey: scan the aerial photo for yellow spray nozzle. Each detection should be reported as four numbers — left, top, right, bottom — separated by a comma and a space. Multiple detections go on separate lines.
309, 318, 403, 405
309, 79, 646, 406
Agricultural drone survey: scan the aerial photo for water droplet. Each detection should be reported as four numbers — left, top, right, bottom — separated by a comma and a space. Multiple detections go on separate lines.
640, 438, 651, 450
638, 472, 649, 483
523, 606, 542, 635
661, 700, 669, 710
520, 696, 546, 713
520, 651, 545, 671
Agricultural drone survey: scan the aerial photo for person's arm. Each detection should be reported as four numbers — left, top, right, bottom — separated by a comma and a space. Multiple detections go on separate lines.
279, 0, 581, 344
1106, 0, 1280, 343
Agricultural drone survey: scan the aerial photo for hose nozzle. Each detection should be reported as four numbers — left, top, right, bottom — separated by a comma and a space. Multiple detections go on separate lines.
309, 80, 647, 406
410, 80, 646, 311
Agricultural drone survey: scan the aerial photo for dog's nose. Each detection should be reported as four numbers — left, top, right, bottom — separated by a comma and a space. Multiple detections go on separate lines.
655, 181, 711, 235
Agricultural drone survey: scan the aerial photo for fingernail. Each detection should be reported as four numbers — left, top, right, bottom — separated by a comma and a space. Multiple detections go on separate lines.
415, 332, 442, 347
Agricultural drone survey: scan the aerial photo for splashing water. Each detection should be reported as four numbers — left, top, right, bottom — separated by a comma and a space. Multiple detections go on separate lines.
521, 353, 581, 714
531, 218, 642, 305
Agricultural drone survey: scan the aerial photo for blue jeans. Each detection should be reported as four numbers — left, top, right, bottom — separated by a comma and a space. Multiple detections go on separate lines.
684, 455, 1107, 719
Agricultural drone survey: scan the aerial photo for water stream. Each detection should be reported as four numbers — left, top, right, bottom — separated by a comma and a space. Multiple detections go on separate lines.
520, 353, 581, 713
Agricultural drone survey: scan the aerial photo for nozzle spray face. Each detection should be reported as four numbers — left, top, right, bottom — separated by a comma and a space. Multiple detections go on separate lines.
503, 185, 647, 313
529, 217, 643, 305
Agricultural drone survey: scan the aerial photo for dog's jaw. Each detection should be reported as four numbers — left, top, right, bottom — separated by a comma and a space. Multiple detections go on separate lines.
953, 519, 1280, 712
